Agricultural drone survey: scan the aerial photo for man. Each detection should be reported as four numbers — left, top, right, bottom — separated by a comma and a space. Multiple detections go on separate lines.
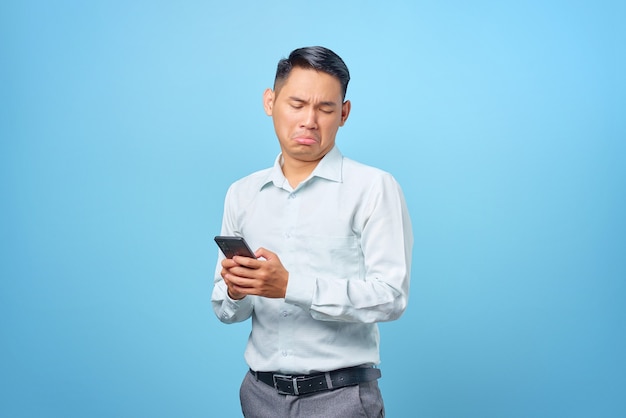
212, 46, 413, 417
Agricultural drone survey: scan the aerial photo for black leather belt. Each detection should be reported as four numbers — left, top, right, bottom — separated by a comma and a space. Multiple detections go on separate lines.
250, 366, 381, 396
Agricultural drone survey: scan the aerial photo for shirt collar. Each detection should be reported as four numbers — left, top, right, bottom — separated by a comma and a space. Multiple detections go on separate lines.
261, 146, 343, 190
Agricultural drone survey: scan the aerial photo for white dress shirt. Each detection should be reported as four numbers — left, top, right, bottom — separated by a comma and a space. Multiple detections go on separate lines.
212, 146, 413, 374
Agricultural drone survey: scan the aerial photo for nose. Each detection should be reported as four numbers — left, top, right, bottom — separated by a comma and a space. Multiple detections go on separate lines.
301, 107, 318, 129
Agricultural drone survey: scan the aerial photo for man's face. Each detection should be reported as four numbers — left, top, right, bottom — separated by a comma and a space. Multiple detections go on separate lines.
263, 67, 351, 167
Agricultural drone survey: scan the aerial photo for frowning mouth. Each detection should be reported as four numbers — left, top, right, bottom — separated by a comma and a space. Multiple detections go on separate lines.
293, 137, 318, 145
292, 133, 319, 145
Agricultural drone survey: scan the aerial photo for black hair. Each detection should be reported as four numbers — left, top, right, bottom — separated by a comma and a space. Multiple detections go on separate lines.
274, 46, 350, 100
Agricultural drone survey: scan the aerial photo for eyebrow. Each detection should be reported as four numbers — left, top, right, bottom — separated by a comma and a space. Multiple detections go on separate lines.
288, 96, 338, 107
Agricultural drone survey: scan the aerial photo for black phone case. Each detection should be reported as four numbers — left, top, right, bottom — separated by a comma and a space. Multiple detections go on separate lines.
214, 236, 256, 259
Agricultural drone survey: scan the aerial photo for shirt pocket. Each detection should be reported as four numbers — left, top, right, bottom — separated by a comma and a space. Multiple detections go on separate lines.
303, 235, 362, 280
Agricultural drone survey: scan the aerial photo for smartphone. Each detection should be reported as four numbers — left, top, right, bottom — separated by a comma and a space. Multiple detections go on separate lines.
214, 236, 257, 259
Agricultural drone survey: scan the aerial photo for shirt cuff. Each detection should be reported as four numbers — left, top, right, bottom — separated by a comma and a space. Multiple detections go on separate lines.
220, 290, 251, 319
227, 291, 248, 306
284, 273, 316, 309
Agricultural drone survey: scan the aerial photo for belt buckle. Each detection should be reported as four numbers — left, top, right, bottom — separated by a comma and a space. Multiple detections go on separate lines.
272, 374, 297, 395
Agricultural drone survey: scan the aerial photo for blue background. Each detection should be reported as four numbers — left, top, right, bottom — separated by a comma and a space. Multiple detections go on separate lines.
1, 1, 624, 417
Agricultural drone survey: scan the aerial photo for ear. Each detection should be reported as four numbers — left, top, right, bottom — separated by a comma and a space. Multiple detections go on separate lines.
263, 88, 274, 116
339, 100, 351, 126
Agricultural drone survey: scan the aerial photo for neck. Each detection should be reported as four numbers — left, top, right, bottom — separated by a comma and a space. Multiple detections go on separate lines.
281, 158, 320, 189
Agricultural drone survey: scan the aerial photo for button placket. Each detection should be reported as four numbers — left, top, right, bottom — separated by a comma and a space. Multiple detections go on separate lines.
277, 188, 300, 367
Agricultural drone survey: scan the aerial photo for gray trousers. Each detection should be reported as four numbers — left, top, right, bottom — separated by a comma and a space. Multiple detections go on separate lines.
240, 370, 385, 418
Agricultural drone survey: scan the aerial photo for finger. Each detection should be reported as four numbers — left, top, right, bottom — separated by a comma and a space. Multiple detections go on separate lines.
254, 247, 276, 260
221, 258, 238, 269
232, 255, 260, 268
225, 272, 255, 288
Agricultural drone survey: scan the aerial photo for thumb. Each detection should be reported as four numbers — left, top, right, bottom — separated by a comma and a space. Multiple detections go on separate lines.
254, 247, 276, 261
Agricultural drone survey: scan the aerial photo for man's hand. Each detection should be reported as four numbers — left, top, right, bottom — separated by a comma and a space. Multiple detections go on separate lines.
220, 247, 289, 300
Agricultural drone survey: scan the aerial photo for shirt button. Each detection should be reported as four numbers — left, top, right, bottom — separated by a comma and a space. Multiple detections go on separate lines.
282, 350, 288, 357
282, 311, 288, 317
289, 193, 296, 199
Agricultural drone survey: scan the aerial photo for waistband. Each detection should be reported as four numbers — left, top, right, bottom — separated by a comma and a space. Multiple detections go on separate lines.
249, 366, 381, 396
